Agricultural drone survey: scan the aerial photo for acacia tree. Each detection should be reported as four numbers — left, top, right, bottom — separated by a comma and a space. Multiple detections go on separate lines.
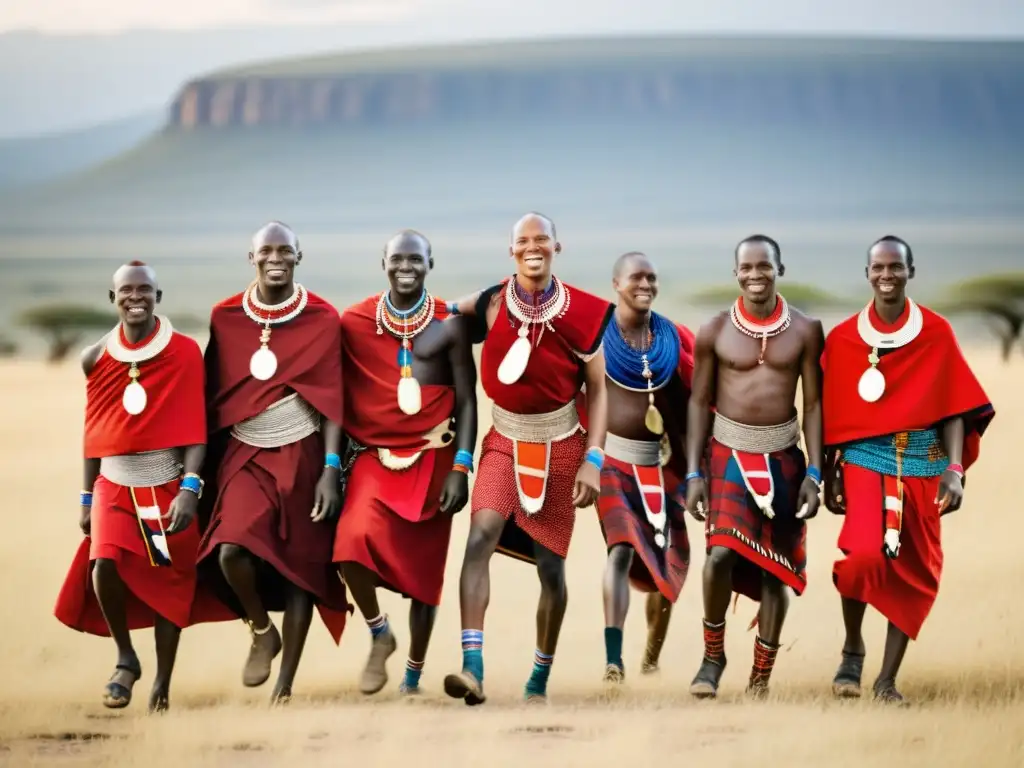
18, 304, 117, 363
932, 274, 1024, 362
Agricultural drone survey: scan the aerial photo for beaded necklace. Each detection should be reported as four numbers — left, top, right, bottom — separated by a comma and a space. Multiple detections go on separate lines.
729, 294, 791, 365
241, 282, 308, 381
105, 315, 174, 415
604, 310, 680, 435
855, 297, 923, 403
497, 274, 570, 385
375, 289, 436, 415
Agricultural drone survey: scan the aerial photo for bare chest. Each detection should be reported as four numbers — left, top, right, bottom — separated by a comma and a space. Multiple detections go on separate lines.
716, 324, 803, 373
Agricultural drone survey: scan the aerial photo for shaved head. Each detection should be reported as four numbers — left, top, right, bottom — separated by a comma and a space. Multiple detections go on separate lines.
510, 212, 556, 244
612, 251, 651, 279
385, 228, 432, 259
253, 220, 299, 252
113, 261, 158, 291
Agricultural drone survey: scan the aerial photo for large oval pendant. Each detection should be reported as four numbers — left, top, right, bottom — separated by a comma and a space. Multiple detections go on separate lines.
122, 381, 147, 415
645, 403, 665, 435
397, 376, 422, 415
858, 366, 886, 403
250, 346, 278, 381
498, 335, 532, 385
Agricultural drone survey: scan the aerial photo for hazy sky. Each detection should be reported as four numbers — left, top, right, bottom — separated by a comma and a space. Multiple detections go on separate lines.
5, 0, 1024, 36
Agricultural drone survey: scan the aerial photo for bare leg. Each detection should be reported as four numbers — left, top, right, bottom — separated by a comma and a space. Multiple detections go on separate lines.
92, 558, 141, 708
641, 592, 673, 674
401, 600, 438, 694
148, 615, 180, 713
833, 597, 868, 698
747, 574, 789, 697
689, 546, 736, 698
873, 622, 911, 705
217, 543, 282, 687
271, 583, 313, 704
524, 543, 567, 701
601, 545, 632, 682
444, 508, 504, 706
341, 561, 397, 696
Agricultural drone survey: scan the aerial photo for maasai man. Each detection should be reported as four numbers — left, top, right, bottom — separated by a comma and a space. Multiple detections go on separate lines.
334, 229, 478, 696
822, 236, 994, 704
197, 221, 351, 704
54, 262, 207, 712
685, 235, 824, 699
597, 252, 695, 684
442, 212, 614, 705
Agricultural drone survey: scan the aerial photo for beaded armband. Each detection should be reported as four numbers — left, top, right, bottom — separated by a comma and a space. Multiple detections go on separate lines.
180, 473, 204, 498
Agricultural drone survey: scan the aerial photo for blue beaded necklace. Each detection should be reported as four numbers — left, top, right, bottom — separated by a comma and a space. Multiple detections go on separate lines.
375, 288, 434, 415
603, 310, 679, 434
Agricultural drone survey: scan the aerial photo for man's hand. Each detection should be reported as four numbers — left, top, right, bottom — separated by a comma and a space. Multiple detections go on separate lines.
439, 470, 470, 515
685, 477, 709, 522
795, 476, 822, 520
936, 469, 964, 515
311, 466, 341, 523
824, 458, 846, 514
572, 460, 600, 508
79, 505, 91, 536
166, 491, 199, 535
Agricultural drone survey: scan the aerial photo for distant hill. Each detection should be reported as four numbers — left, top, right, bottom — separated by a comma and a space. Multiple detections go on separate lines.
1, 35, 1022, 236
0, 112, 162, 190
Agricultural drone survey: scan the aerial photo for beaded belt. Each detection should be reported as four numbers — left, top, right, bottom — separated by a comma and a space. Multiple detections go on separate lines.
712, 413, 800, 454
231, 393, 321, 449
605, 433, 661, 467
491, 400, 580, 443
100, 449, 183, 487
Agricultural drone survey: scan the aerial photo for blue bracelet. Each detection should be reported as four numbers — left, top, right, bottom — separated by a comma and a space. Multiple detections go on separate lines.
453, 449, 474, 472
80, 491, 93, 507
585, 447, 604, 471
180, 474, 203, 496
447, 301, 461, 316
806, 466, 822, 484
325, 452, 342, 470
685, 471, 703, 482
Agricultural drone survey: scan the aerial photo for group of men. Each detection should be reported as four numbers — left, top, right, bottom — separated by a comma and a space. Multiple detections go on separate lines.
54, 214, 995, 714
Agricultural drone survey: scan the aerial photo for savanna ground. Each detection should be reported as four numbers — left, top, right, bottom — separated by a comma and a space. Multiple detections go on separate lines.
1, 347, 1022, 767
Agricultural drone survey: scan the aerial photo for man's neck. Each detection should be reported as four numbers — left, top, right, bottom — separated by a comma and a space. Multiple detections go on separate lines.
388, 287, 424, 312
122, 317, 156, 346
741, 293, 778, 320
255, 281, 295, 306
515, 272, 552, 295
615, 303, 650, 330
873, 294, 907, 325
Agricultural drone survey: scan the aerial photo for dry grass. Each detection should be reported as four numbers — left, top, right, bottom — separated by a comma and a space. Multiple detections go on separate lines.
1, 350, 1022, 767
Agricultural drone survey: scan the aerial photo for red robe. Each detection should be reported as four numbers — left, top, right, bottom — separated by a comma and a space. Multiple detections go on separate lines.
472, 278, 614, 562
333, 295, 457, 606
54, 324, 226, 634
195, 289, 351, 643
822, 301, 994, 639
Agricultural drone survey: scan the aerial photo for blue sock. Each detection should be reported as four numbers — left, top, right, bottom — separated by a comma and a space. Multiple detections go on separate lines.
604, 627, 624, 668
525, 649, 553, 696
367, 613, 389, 639
461, 629, 484, 682
402, 659, 424, 690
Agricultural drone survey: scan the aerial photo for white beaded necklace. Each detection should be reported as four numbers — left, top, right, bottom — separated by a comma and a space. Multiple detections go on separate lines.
497, 275, 571, 385
855, 297, 923, 403
104, 315, 174, 416
241, 282, 308, 381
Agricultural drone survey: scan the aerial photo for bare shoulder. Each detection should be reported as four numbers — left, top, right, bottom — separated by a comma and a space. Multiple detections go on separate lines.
443, 314, 472, 345
695, 311, 729, 349
790, 307, 824, 343
80, 337, 107, 376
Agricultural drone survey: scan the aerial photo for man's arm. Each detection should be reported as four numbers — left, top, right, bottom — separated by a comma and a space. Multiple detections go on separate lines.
448, 317, 479, 458
941, 417, 965, 467
800, 319, 826, 476
582, 347, 608, 452
685, 321, 718, 476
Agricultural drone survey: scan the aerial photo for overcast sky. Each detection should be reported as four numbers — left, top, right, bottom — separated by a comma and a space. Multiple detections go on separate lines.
5, 0, 1024, 37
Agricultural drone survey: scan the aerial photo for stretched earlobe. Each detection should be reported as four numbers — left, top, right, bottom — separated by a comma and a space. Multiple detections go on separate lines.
155, 290, 163, 304
108, 290, 115, 304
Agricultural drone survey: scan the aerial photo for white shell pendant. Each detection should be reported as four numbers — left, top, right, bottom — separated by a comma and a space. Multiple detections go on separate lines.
654, 531, 667, 549
497, 325, 532, 385
397, 376, 423, 415
122, 381, 147, 415
250, 346, 278, 381
858, 366, 886, 403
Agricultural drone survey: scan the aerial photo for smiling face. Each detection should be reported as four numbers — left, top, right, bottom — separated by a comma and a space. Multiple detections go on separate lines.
734, 239, 781, 306
613, 252, 658, 312
110, 264, 160, 328
249, 222, 300, 292
510, 214, 560, 282
383, 231, 432, 300
867, 239, 913, 307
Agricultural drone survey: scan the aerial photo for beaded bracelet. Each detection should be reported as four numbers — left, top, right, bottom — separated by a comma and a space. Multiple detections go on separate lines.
946, 463, 964, 478
180, 473, 204, 497
447, 301, 461, 316
685, 471, 703, 483
80, 491, 93, 507
453, 449, 474, 474
325, 452, 342, 470
805, 466, 822, 485
584, 447, 604, 471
